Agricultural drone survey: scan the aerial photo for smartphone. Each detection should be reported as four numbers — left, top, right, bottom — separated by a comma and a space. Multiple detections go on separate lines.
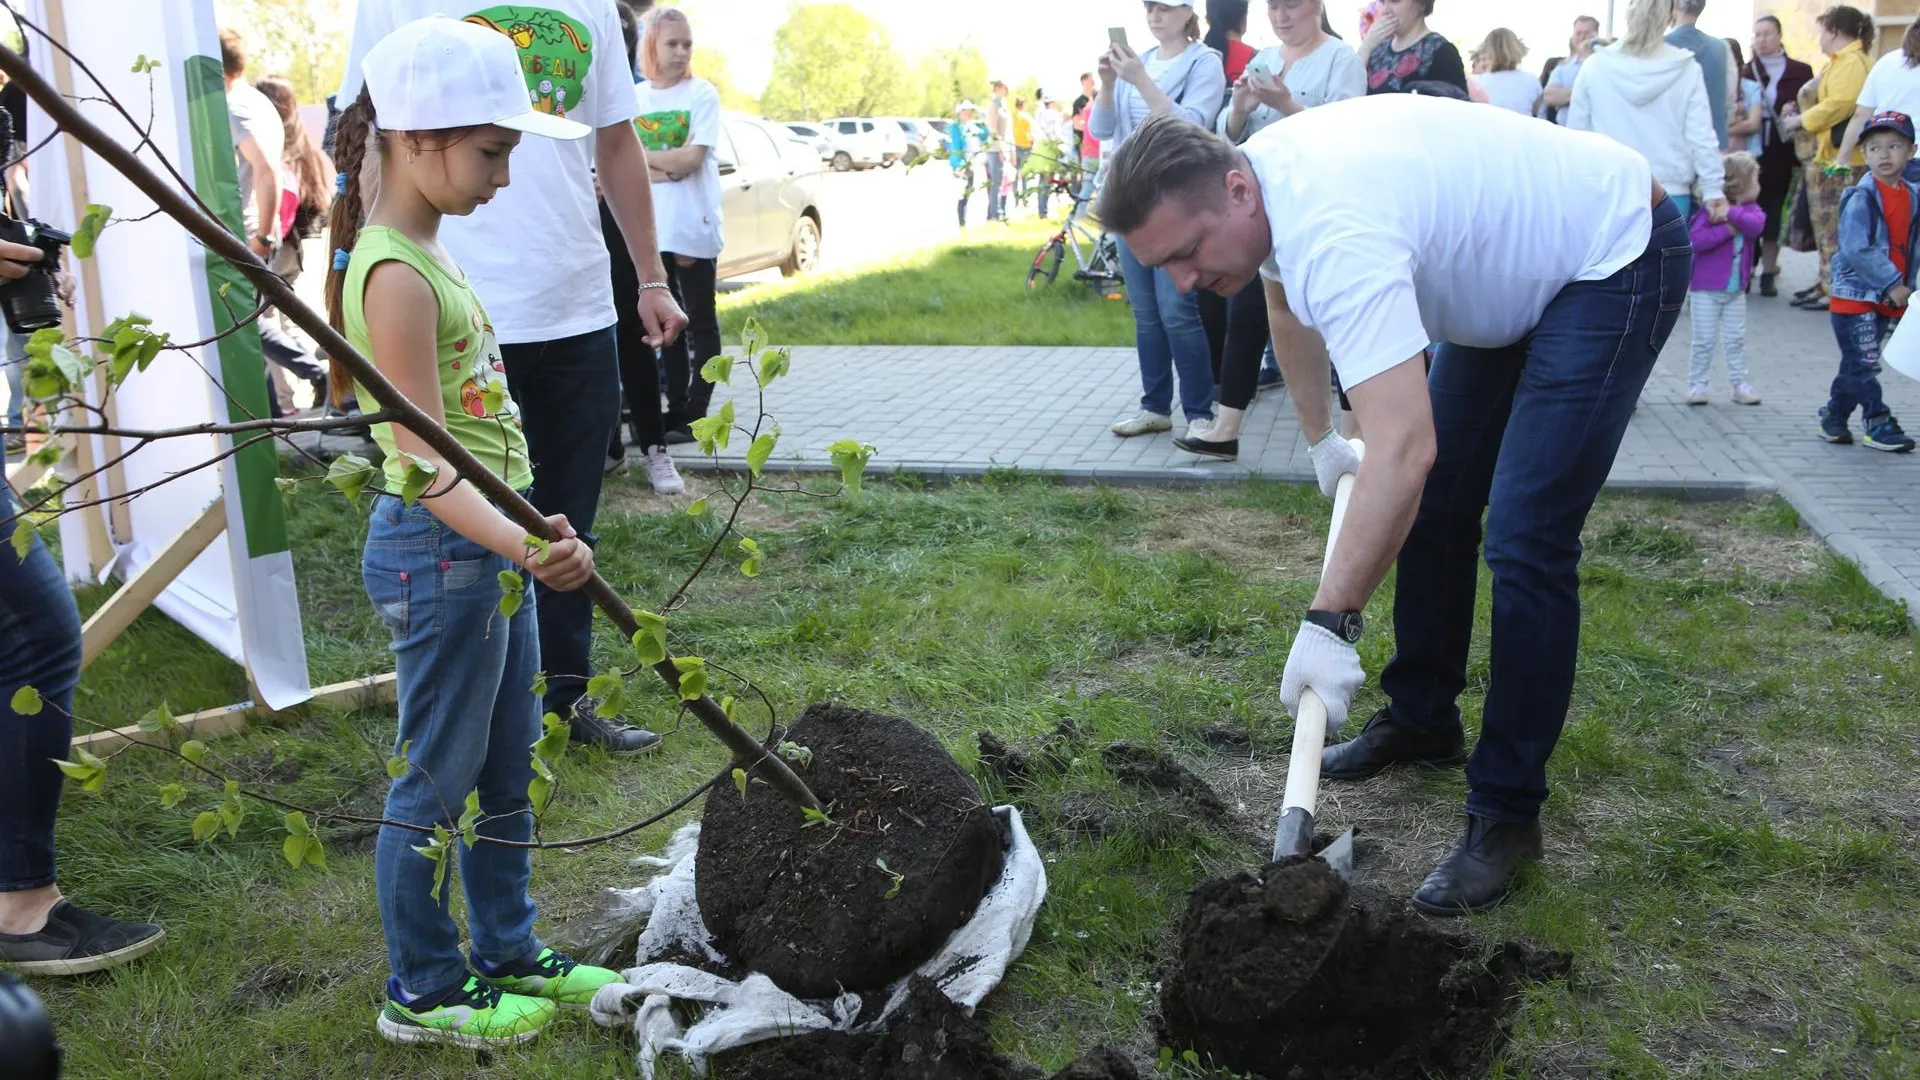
1108, 26, 1129, 49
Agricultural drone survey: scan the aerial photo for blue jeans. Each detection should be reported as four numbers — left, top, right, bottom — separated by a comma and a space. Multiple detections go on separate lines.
3, 322, 27, 429
363, 496, 544, 995
1378, 197, 1690, 823
1827, 311, 1891, 422
498, 325, 619, 719
984, 150, 1005, 221
1115, 233, 1216, 422
0, 486, 82, 891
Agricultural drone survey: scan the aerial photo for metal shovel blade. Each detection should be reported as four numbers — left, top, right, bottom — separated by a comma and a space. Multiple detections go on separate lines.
1272, 806, 1356, 882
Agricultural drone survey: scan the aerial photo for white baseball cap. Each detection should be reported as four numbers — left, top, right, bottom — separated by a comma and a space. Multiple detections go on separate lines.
361, 16, 588, 141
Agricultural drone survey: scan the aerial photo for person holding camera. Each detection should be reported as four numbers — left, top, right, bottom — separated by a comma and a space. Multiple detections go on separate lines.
1, 236, 169, 977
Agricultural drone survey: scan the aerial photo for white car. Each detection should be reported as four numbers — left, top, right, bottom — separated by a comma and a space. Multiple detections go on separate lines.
875, 118, 941, 165
716, 113, 823, 279
823, 117, 904, 169
783, 121, 859, 172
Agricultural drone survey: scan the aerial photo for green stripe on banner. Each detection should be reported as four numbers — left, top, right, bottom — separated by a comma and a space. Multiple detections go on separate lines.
181, 54, 287, 557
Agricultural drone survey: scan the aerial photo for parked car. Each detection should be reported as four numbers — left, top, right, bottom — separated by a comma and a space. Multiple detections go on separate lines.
876, 117, 941, 164
824, 116, 905, 168
922, 117, 952, 155
716, 113, 822, 279
782, 121, 856, 172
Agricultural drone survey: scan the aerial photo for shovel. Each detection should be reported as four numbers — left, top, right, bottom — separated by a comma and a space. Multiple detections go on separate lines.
1271, 437, 1363, 878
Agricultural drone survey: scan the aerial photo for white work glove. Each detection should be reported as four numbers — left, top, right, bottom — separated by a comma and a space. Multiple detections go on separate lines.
1308, 428, 1360, 499
1279, 621, 1364, 732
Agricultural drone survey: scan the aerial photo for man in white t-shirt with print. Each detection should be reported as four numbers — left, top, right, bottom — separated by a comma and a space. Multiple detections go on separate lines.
1098, 97, 1691, 915
340, 0, 688, 755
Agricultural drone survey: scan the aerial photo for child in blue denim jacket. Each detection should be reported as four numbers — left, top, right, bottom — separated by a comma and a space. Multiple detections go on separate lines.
1823, 110, 1919, 452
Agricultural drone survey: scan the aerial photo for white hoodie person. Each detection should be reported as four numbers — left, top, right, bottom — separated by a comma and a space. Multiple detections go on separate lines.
1569, 39, 1725, 208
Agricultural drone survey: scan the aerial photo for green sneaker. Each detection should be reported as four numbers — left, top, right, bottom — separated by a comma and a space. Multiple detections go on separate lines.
375, 975, 556, 1048
472, 946, 623, 1008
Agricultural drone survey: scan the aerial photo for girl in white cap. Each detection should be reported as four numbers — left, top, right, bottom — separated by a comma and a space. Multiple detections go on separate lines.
322, 16, 625, 1049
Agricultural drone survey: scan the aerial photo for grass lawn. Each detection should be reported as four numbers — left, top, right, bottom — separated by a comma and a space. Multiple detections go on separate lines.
25, 469, 1920, 1079
718, 218, 1133, 347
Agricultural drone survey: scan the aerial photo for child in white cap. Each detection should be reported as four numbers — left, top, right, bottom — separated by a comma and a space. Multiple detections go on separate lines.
323, 16, 625, 1048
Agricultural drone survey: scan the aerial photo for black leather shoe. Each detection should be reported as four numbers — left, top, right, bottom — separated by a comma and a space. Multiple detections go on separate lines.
568, 699, 664, 755
1411, 815, 1544, 915
1172, 433, 1239, 460
1320, 708, 1467, 782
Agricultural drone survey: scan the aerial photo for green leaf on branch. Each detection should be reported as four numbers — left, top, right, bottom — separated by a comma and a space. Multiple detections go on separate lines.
756, 348, 791, 388
746, 426, 779, 478
686, 496, 710, 517
827, 440, 876, 497
54, 755, 105, 794
219, 778, 245, 837
701, 353, 733, 386
533, 711, 570, 762
137, 704, 182, 746
387, 739, 412, 780
690, 399, 737, 455
633, 610, 668, 666
480, 385, 508, 418
283, 832, 325, 869
523, 535, 552, 563
10, 685, 42, 715
876, 857, 904, 899
801, 806, 834, 829
778, 740, 814, 768
458, 790, 482, 848
284, 811, 311, 837
732, 767, 749, 800
528, 774, 554, 817
27, 441, 64, 468
102, 314, 169, 386
497, 569, 526, 618
192, 810, 222, 843
530, 672, 548, 699
739, 317, 765, 359
180, 739, 207, 764
11, 521, 33, 563
157, 782, 188, 809
22, 331, 87, 402
397, 454, 439, 506
586, 672, 625, 718
672, 656, 708, 701
325, 454, 377, 503
273, 477, 300, 494
738, 536, 762, 578
70, 203, 110, 259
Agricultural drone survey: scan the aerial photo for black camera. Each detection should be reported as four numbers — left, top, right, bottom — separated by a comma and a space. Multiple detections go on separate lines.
0, 215, 71, 335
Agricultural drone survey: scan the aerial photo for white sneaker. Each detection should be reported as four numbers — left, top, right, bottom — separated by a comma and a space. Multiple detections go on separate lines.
1185, 416, 1215, 441
1732, 383, 1762, 406
642, 446, 686, 495
1110, 410, 1173, 437
1687, 385, 1709, 406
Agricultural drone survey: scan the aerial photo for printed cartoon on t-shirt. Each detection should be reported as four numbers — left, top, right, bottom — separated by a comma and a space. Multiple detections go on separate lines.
464, 5, 593, 119
633, 110, 691, 152
450, 306, 521, 427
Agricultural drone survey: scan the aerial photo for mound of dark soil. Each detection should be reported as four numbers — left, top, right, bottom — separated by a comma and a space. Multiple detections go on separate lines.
1100, 742, 1229, 821
720, 977, 1137, 1080
698, 704, 1006, 999
1161, 858, 1570, 1080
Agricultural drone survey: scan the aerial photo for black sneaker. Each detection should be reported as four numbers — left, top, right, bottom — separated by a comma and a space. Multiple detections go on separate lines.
1819, 406, 1854, 445
0, 901, 164, 976
1863, 412, 1916, 453
662, 427, 697, 446
1759, 273, 1778, 298
568, 698, 663, 754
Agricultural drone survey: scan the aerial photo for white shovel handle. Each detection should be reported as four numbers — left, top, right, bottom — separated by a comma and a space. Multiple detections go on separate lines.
1281, 439, 1364, 818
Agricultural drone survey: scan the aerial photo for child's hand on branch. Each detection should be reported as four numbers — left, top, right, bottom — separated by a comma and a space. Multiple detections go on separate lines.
527, 513, 595, 591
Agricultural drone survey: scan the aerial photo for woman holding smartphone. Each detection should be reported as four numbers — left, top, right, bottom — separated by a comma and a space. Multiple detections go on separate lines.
1093, 0, 1229, 444
1179, 0, 1364, 461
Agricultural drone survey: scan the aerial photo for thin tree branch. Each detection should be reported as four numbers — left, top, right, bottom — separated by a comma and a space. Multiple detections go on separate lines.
1, 411, 393, 442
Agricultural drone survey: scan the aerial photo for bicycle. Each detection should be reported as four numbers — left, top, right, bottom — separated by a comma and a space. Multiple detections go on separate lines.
1026, 175, 1123, 298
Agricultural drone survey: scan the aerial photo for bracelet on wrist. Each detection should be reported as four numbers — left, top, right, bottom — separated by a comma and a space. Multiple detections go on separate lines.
638, 280, 671, 293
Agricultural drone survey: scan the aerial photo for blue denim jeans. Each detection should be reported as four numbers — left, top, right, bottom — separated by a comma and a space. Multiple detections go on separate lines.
1115, 233, 1216, 422
0, 487, 82, 892
498, 325, 619, 720
1377, 197, 1691, 823
1827, 311, 1892, 423
363, 495, 545, 996
984, 151, 1005, 221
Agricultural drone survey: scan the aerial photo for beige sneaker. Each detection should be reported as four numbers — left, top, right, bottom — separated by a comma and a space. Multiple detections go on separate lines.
1687, 385, 1709, 406
642, 445, 686, 495
1732, 384, 1762, 406
1110, 410, 1173, 437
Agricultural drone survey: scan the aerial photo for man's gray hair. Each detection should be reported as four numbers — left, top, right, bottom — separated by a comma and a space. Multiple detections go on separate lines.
1095, 113, 1242, 236
1675, 0, 1706, 15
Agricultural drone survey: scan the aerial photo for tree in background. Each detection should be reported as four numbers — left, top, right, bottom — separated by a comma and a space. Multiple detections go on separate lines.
1753, 0, 1832, 64
700, 49, 761, 114
912, 44, 988, 118
214, 0, 348, 105
758, 3, 910, 120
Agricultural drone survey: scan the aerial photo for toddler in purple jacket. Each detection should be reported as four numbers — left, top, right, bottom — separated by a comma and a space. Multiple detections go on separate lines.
1687, 152, 1767, 405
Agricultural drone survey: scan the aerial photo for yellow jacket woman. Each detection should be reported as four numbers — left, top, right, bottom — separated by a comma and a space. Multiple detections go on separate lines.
1801, 29, 1869, 166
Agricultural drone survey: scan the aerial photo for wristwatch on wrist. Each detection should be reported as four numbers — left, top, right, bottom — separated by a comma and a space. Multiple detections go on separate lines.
1305, 608, 1364, 644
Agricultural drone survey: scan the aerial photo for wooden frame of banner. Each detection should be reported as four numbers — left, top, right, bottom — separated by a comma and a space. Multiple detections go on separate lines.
72, 674, 398, 753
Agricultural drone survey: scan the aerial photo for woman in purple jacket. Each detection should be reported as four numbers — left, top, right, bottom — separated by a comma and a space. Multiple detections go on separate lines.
1687, 152, 1768, 405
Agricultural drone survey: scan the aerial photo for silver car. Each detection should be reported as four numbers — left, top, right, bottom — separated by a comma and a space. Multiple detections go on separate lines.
716, 113, 823, 280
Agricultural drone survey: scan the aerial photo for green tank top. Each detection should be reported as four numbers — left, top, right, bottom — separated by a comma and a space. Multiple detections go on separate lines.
342, 226, 533, 494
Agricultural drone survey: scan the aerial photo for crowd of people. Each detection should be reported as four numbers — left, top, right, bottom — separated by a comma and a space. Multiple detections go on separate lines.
1066, 0, 1916, 458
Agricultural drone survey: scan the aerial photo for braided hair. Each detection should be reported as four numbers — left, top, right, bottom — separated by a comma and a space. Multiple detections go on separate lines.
323, 87, 376, 409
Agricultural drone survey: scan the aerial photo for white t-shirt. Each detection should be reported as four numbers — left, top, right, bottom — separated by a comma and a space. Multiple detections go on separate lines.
1248, 95, 1652, 390
338, 1, 637, 344
1857, 51, 1920, 125
634, 77, 723, 259
226, 79, 284, 238
1479, 69, 1542, 116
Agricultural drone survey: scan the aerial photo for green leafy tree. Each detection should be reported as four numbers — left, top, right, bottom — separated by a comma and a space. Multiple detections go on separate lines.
214, 0, 349, 106
758, 3, 911, 120
700, 49, 761, 115
912, 44, 989, 118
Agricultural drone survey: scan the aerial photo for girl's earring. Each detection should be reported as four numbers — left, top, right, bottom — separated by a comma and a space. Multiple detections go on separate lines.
407, 149, 419, 164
